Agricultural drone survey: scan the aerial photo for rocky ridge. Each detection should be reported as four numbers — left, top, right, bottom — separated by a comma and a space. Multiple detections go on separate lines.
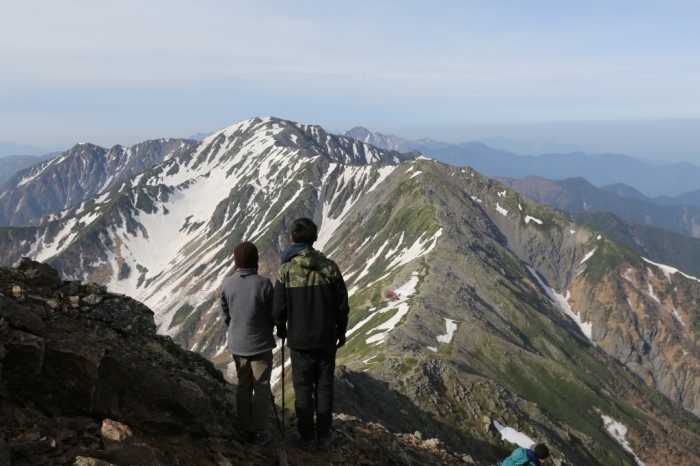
0, 259, 470, 465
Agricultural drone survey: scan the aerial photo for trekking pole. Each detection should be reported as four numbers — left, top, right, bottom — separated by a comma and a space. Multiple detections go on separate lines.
270, 394, 283, 435
281, 338, 286, 439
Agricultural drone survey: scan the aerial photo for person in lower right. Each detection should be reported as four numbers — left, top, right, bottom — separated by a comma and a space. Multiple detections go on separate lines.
498, 443, 550, 465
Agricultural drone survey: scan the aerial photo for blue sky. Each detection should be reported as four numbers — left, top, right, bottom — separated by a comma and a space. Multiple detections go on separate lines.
2, 0, 699, 158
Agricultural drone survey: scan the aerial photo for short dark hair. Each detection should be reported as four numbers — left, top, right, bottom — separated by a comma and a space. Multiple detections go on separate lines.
534, 444, 550, 460
234, 241, 258, 269
291, 218, 318, 244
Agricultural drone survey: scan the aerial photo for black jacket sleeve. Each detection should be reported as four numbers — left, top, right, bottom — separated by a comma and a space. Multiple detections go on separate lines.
264, 278, 275, 328
272, 279, 288, 331
332, 276, 350, 336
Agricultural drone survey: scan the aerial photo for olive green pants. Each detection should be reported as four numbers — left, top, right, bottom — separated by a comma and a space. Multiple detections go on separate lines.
233, 350, 273, 431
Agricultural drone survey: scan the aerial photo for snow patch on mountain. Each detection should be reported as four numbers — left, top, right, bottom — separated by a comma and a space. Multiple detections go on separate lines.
385, 229, 443, 271
671, 309, 686, 327
436, 318, 458, 344
348, 272, 420, 344
643, 257, 700, 283
581, 248, 597, 264
524, 215, 542, 225
495, 203, 508, 216
647, 283, 660, 303
316, 164, 397, 252
526, 265, 594, 343
493, 420, 534, 449
601, 415, 645, 466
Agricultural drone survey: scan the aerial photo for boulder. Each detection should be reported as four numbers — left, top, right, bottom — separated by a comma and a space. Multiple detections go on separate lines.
0, 260, 235, 438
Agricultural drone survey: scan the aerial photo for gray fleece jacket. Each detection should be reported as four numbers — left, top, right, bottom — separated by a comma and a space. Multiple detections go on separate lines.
219, 268, 275, 357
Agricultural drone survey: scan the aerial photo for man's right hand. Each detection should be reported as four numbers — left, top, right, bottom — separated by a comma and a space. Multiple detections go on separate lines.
276, 326, 287, 339
336, 334, 346, 348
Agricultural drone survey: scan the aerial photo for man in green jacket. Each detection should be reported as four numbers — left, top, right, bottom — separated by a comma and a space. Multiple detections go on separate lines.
273, 218, 350, 453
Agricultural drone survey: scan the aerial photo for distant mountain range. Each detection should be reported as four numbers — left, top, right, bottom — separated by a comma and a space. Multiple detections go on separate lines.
0, 153, 59, 186
342, 126, 450, 153
187, 132, 215, 141
471, 135, 700, 165
603, 182, 700, 207
498, 176, 700, 239
342, 127, 700, 197
0, 138, 196, 227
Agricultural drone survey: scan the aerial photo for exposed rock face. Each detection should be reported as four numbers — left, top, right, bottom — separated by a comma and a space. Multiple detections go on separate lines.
0, 258, 235, 438
569, 257, 700, 417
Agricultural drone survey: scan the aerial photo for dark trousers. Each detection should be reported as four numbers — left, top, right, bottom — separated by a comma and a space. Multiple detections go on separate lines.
290, 345, 336, 439
233, 350, 273, 431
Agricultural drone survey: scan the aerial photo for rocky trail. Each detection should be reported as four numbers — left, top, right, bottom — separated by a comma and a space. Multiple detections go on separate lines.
0, 258, 469, 466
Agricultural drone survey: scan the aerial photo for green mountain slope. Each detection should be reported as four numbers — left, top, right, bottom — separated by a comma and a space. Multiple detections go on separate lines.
566, 210, 700, 278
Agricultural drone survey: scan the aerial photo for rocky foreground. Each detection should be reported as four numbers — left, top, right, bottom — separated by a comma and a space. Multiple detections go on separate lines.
0, 259, 469, 465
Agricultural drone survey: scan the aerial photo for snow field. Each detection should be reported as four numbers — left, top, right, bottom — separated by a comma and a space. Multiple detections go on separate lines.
365, 303, 411, 344
524, 215, 543, 225
526, 265, 594, 343
601, 415, 645, 466
316, 164, 396, 252
671, 309, 686, 327
384, 229, 443, 271
580, 248, 597, 264
647, 283, 660, 303
622, 268, 632, 282
354, 239, 391, 283
495, 203, 508, 216
436, 318, 458, 344
346, 272, 420, 345
642, 257, 700, 283
363, 272, 420, 344
492, 420, 534, 449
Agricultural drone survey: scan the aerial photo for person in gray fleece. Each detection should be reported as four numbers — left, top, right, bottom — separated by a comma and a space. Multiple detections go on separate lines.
220, 241, 276, 446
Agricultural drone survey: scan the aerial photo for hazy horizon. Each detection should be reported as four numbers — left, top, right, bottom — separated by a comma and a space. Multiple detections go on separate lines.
2, 1, 699, 161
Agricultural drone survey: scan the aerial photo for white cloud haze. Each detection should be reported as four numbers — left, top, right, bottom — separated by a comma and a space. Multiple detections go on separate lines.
1, 0, 699, 156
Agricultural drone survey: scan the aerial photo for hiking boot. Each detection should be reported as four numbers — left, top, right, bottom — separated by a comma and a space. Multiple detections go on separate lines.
317, 428, 336, 452
238, 424, 256, 443
291, 431, 317, 452
254, 428, 272, 446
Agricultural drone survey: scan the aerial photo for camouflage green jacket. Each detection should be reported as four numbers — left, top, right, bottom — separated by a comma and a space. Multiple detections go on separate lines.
272, 249, 349, 350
